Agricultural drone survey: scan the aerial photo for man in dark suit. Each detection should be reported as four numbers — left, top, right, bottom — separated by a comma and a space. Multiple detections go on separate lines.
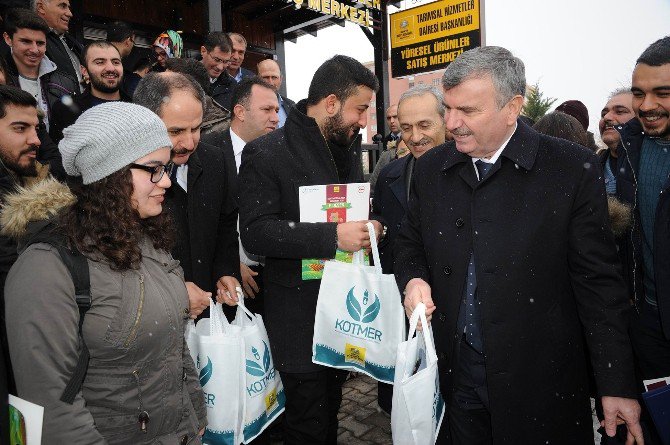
33, 0, 83, 93
200, 31, 236, 111
214, 76, 279, 315
257, 58, 295, 128
134, 71, 241, 319
395, 46, 643, 444
371, 84, 446, 415
236, 55, 381, 445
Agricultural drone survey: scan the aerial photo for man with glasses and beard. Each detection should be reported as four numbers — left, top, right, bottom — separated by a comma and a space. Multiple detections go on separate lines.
0, 85, 43, 445
49, 41, 127, 143
235, 55, 383, 445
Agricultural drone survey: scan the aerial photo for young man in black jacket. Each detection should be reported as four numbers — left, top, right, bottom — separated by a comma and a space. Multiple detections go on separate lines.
236, 55, 382, 445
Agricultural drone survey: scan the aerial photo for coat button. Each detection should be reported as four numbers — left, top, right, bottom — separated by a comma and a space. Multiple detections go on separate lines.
443, 266, 452, 275
455, 218, 464, 228
180, 435, 189, 445
396, 223, 402, 230
439, 313, 446, 322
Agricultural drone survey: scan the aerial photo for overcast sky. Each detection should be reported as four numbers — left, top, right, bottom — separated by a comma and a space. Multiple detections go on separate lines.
284, 0, 670, 138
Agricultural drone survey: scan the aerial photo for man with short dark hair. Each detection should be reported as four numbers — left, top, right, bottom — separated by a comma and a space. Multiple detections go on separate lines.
396, 46, 641, 443
599, 88, 635, 195
134, 72, 241, 321
226, 32, 254, 83
49, 41, 127, 142
166, 57, 230, 135
107, 20, 134, 59
0, 85, 44, 445
33, 0, 83, 92
3, 8, 79, 131
201, 32, 236, 110
616, 36, 670, 444
237, 55, 381, 444
257, 58, 295, 128
226, 77, 278, 314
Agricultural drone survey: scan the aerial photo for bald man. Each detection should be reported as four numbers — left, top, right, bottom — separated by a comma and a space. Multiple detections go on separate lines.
257, 58, 296, 128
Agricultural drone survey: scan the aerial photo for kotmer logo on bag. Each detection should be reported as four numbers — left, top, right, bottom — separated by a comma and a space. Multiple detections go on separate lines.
335, 286, 382, 340
245, 342, 280, 412
197, 356, 217, 407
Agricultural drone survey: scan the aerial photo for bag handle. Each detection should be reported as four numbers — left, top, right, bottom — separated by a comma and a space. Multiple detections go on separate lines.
407, 303, 438, 364
234, 288, 255, 326
209, 302, 230, 336
352, 222, 382, 276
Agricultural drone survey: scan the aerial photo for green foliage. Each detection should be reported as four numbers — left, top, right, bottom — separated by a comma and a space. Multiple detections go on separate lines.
522, 83, 557, 123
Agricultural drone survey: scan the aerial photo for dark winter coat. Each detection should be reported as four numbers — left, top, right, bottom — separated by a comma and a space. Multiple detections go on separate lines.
615, 118, 670, 339
4, 53, 80, 123
49, 88, 132, 143
394, 120, 637, 443
238, 101, 364, 372
210, 72, 236, 111
164, 141, 241, 298
45, 31, 83, 89
371, 155, 412, 274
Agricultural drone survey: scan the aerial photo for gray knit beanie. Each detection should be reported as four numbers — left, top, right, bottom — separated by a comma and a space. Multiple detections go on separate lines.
59, 102, 172, 185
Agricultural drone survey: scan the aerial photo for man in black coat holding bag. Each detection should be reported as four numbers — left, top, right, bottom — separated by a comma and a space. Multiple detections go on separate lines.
235, 55, 382, 445
395, 46, 643, 444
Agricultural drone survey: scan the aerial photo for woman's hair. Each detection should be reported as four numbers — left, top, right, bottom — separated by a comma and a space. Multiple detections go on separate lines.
533, 111, 589, 147
59, 168, 174, 271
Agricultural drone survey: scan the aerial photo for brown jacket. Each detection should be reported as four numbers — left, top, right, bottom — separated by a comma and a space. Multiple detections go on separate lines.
2, 180, 206, 444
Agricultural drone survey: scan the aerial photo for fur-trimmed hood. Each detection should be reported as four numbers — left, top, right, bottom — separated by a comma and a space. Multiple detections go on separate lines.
0, 178, 75, 240
607, 195, 632, 237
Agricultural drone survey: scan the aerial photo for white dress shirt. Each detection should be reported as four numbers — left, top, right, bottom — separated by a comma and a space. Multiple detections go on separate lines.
231, 128, 262, 266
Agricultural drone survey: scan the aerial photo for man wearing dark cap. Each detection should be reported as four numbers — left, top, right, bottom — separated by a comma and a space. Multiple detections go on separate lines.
555, 99, 598, 150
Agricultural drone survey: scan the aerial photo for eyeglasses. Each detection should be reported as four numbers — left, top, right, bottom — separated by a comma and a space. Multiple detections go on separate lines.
208, 51, 230, 66
130, 162, 174, 183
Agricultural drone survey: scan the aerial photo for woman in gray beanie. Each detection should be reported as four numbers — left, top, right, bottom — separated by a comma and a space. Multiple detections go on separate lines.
2, 102, 207, 444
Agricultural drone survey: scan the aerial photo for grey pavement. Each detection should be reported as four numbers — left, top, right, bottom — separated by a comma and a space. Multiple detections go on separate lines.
337, 374, 392, 445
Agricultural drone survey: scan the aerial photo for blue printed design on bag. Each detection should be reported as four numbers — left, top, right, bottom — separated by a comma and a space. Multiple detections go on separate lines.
246, 342, 271, 377
243, 388, 287, 442
346, 287, 380, 323
313, 344, 395, 383
199, 357, 213, 387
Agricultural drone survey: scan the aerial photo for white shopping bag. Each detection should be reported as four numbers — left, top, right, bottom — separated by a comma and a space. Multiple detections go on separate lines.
312, 222, 405, 383
232, 299, 286, 444
199, 302, 245, 445
391, 303, 445, 445
185, 319, 198, 367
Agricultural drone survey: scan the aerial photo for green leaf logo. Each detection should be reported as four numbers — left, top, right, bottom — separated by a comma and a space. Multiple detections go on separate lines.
346, 287, 362, 321
199, 357, 213, 387
346, 287, 381, 323
361, 294, 380, 323
262, 341, 271, 373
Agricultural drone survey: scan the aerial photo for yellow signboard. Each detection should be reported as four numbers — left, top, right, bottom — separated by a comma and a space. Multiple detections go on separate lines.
291, 0, 381, 28
390, 0, 481, 77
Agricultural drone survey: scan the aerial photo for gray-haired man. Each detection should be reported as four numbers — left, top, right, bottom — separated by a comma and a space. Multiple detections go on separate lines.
395, 46, 642, 443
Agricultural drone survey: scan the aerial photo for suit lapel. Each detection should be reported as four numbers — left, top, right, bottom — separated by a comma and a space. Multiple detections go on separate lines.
389, 157, 410, 211
186, 151, 203, 266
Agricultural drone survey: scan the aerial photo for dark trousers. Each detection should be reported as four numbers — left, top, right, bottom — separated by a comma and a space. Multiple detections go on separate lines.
448, 336, 492, 445
279, 368, 348, 445
629, 301, 670, 445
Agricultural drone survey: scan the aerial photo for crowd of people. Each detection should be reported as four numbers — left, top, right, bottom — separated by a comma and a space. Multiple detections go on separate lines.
0, 1, 666, 445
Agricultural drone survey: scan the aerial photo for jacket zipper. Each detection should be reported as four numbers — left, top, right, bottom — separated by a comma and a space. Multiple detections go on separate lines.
318, 132, 358, 182
616, 127, 640, 311
124, 274, 145, 347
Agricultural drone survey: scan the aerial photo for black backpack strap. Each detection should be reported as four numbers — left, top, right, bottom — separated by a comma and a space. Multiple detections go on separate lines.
53, 244, 91, 404
25, 227, 91, 404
